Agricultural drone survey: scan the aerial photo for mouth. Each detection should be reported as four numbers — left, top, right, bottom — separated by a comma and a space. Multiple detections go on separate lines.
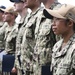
52, 26, 56, 30
52, 27, 57, 33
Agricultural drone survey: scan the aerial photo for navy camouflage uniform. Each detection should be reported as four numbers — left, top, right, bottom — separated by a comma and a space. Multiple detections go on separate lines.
51, 34, 75, 75
15, 13, 30, 75
0, 22, 7, 74
0, 22, 18, 75
4, 22, 18, 54
0, 22, 7, 52
33, 1, 62, 75
20, 7, 44, 75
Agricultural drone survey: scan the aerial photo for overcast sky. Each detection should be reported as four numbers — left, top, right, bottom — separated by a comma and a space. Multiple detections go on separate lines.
0, 0, 75, 23
0, 0, 75, 8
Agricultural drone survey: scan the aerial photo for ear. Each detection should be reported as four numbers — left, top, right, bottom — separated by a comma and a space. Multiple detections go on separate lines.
67, 19, 74, 27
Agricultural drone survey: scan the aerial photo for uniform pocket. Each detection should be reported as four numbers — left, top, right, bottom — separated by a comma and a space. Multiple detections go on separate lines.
56, 63, 70, 75
25, 18, 36, 38
39, 20, 51, 36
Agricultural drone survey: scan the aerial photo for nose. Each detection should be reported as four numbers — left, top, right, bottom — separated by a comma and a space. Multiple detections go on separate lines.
2, 14, 5, 18
2, 14, 5, 21
24, 0, 26, 2
52, 21, 56, 27
14, 3, 16, 7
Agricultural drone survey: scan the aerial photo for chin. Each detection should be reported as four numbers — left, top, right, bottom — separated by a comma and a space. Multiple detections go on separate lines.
14, 9, 17, 12
54, 32, 60, 35
54, 32, 57, 35
3, 20, 5, 22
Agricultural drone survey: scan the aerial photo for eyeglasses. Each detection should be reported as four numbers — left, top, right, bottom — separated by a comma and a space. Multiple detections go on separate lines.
4, 12, 13, 15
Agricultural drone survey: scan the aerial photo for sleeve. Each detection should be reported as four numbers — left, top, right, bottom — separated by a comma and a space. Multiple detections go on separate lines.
71, 50, 75, 75
6, 25, 18, 42
0, 23, 7, 34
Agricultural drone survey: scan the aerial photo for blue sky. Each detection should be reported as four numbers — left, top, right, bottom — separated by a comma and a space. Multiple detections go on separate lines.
0, 0, 75, 7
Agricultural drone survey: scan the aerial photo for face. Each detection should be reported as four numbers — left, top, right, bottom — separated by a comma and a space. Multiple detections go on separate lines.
24, 0, 36, 9
14, 2, 24, 12
2, 12, 13, 22
0, 11, 4, 21
52, 17, 70, 35
41, 0, 46, 4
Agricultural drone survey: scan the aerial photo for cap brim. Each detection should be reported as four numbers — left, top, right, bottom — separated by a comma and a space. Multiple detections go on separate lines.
43, 8, 66, 19
10, 0, 20, 3
43, 9, 53, 19
0, 8, 5, 12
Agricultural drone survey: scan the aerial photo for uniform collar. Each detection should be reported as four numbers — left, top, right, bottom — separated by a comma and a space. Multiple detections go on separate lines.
19, 12, 28, 24
0, 22, 5, 27
30, 6, 43, 17
49, 1, 60, 9
53, 33, 75, 58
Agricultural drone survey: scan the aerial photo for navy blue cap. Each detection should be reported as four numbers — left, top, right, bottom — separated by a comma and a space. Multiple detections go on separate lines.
0, 6, 6, 13
0, 6, 6, 9
10, 0, 24, 3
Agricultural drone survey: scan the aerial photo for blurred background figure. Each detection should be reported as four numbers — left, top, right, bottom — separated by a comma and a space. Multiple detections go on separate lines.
0, 5, 6, 53
0, 5, 6, 75
33, 0, 61, 75
44, 4, 75, 75
10, 0, 29, 75
1, 7, 18, 75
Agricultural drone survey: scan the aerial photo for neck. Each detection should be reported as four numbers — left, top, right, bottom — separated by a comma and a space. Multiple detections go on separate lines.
62, 30, 74, 43
0, 20, 3, 22
7, 20, 15, 26
44, 0, 54, 8
19, 8, 27, 18
0, 19, 3, 22
31, 4, 40, 12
